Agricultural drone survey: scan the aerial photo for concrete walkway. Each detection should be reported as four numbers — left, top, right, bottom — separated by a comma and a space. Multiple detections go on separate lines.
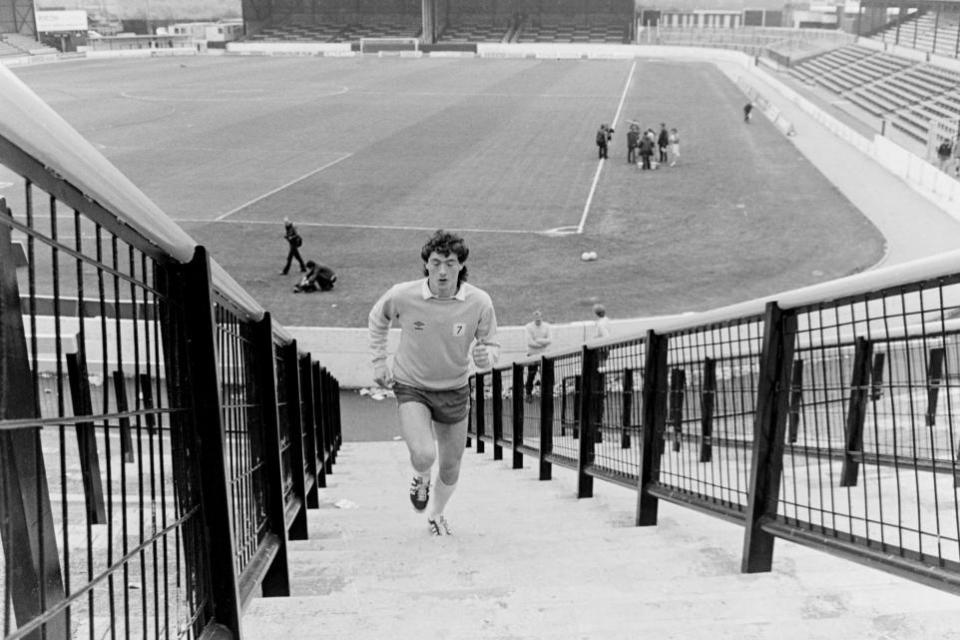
720, 62, 960, 268
243, 439, 960, 639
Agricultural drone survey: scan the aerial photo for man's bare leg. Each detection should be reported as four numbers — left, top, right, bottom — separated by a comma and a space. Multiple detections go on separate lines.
429, 416, 468, 522
399, 402, 436, 511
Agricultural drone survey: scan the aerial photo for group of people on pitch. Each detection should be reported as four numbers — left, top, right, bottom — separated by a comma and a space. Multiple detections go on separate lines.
598, 122, 680, 169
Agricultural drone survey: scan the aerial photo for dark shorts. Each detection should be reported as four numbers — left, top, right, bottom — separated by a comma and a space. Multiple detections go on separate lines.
394, 383, 470, 424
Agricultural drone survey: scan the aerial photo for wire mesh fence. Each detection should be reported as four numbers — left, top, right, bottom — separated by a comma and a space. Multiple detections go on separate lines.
0, 186, 211, 640
0, 74, 343, 640
469, 269, 960, 593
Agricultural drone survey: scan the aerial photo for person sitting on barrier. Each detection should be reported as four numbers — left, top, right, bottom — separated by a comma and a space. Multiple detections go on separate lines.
293, 260, 337, 293
938, 139, 954, 172
524, 309, 552, 402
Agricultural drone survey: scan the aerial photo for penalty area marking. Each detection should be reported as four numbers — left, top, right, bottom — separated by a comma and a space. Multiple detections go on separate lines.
120, 86, 350, 103
542, 226, 579, 237
576, 60, 636, 235
214, 153, 353, 222
177, 218, 540, 235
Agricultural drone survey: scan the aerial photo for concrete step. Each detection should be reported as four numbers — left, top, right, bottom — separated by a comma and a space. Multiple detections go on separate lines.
243, 441, 960, 639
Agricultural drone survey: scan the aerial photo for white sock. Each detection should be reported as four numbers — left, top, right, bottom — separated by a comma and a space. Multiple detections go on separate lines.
428, 477, 456, 518
415, 468, 431, 484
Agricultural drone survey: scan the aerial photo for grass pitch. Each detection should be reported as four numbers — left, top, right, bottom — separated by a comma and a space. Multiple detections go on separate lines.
11, 55, 884, 327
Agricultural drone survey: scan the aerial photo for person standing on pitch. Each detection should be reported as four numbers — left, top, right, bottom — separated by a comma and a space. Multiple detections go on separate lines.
281, 217, 306, 275
368, 229, 499, 536
669, 128, 680, 167
657, 123, 670, 164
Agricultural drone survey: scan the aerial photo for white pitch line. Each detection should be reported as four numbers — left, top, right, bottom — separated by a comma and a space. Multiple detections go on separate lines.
576, 60, 636, 235
213, 153, 353, 222
176, 218, 539, 235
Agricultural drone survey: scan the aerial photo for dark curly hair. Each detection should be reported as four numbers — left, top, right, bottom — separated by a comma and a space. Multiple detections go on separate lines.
421, 229, 468, 286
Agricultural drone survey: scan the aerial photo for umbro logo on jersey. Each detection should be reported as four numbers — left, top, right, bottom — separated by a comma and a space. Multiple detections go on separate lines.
413, 321, 426, 330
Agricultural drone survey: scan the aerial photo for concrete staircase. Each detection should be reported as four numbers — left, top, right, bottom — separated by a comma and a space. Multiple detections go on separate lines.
242, 436, 960, 639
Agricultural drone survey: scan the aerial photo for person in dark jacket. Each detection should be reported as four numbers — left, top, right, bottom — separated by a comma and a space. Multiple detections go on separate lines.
596, 124, 612, 159
281, 218, 306, 275
627, 125, 639, 164
293, 260, 337, 292
638, 130, 655, 170
657, 123, 670, 163
743, 102, 753, 123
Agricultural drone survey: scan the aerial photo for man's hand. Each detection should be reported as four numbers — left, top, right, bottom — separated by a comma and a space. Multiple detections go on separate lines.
373, 364, 394, 389
472, 343, 492, 369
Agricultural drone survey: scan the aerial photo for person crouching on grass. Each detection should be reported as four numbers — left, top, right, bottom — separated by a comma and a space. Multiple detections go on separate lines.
368, 229, 499, 536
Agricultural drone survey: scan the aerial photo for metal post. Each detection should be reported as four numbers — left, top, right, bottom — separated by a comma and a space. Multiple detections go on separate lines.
310, 362, 330, 488
66, 345, 107, 524
621, 368, 633, 449
577, 347, 597, 499
168, 246, 243, 637
299, 354, 319, 507
741, 301, 797, 573
840, 337, 873, 488
699, 358, 717, 463
637, 330, 668, 526
0, 205, 67, 640
283, 342, 309, 540
475, 372, 486, 454
112, 370, 135, 462
251, 314, 291, 596
539, 357, 554, 480
492, 369, 503, 461
787, 358, 804, 444
669, 368, 686, 453
511, 363, 524, 469
925, 346, 945, 428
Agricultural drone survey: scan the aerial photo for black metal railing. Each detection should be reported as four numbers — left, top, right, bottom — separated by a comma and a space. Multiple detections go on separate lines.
470, 260, 960, 594
0, 66, 342, 640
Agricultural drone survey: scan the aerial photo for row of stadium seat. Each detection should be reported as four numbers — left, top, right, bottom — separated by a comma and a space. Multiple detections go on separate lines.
246, 17, 631, 45
789, 43, 960, 143
869, 9, 960, 59
0, 32, 58, 57
514, 19, 628, 44
248, 22, 419, 43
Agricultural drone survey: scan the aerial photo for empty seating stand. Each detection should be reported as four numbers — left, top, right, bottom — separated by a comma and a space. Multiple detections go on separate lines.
894, 88, 960, 143
0, 39, 21, 57
438, 19, 509, 43
248, 23, 347, 42
789, 44, 874, 85
871, 9, 960, 59
848, 64, 957, 117
787, 42, 960, 144
515, 17, 627, 44
247, 19, 418, 43
338, 22, 419, 41
0, 33, 58, 56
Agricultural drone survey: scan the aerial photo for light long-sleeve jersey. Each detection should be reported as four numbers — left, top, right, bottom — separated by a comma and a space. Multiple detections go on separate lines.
369, 278, 498, 390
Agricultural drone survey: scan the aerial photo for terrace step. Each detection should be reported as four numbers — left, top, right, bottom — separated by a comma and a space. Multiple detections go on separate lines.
242, 439, 960, 639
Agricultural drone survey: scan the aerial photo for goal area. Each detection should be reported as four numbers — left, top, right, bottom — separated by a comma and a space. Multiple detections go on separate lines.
359, 37, 420, 56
